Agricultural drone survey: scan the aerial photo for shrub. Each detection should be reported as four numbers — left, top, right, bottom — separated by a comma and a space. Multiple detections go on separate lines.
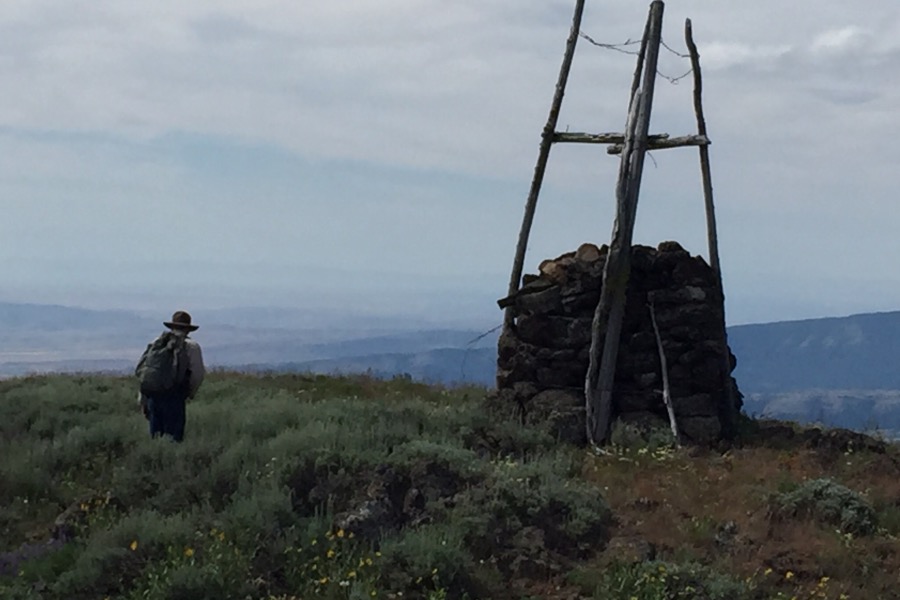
771, 477, 877, 535
610, 421, 677, 454
450, 451, 611, 569
377, 524, 476, 598
571, 560, 751, 600
273, 515, 382, 599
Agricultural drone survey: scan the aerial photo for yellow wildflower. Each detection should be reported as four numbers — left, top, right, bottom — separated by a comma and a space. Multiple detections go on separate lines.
129, 540, 138, 551
327, 548, 336, 558
337, 529, 345, 538
184, 547, 194, 558
785, 571, 794, 580
764, 568, 773, 576
347, 570, 357, 578
319, 576, 329, 584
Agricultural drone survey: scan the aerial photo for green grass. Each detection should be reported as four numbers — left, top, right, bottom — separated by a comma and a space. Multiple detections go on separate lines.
0, 373, 610, 599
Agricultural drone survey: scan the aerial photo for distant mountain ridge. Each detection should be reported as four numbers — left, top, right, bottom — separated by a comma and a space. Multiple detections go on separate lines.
0, 302, 153, 332
5, 300, 900, 436
0, 301, 498, 379
727, 311, 900, 393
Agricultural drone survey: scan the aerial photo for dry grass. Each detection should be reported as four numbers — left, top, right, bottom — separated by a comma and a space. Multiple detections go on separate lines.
581, 434, 900, 599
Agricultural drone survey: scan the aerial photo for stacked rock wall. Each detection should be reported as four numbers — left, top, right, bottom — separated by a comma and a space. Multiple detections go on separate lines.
497, 241, 741, 445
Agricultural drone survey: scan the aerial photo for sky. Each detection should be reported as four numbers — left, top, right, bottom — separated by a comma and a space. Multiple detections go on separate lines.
2, 0, 900, 326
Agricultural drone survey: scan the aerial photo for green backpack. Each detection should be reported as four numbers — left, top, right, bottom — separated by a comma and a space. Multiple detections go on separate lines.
136, 332, 188, 396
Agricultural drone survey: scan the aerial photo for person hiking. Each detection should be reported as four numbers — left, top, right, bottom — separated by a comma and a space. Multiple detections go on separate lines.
135, 310, 206, 442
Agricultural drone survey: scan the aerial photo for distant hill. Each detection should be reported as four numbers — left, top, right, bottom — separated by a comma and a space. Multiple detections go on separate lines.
7, 300, 900, 434
742, 389, 900, 439
0, 301, 499, 379
248, 347, 496, 386
0, 302, 154, 332
728, 311, 900, 393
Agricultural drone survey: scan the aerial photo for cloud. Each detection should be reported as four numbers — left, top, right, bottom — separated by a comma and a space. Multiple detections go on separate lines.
810, 26, 868, 55
3, 0, 900, 324
700, 41, 793, 71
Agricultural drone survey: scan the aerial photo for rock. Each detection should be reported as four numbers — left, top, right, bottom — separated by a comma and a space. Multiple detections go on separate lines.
528, 389, 587, 445
497, 242, 741, 446
516, 285, 562, 315
657, 240, 688, 254
647, 286, 708, 304
538, 256, 574, 284
673, 394, 717, 417
679, 416, 723, 443
575, 242, 604, 263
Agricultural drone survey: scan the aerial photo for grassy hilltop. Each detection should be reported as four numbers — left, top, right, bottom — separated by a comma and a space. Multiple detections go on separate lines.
1, 373, 900, 599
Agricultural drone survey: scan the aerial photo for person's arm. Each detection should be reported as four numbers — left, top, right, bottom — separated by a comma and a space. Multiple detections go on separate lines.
137, 391, 149, 417
185, 341, 206, 398
136, 343, 151, 416
135, 343, 151, 377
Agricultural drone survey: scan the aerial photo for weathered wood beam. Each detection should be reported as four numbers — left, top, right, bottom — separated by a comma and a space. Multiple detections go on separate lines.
686, 20, 720, 276
649, 302, 680, 444
606, 134, 709, 154
503, 0, 587, 330
552, 132, 670, 144
585, 0, 665, 447
686, 18, 738, 439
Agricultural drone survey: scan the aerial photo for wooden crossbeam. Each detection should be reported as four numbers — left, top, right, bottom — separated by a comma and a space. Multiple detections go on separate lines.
552, 132, 670, 144
552, 132, 709, 153
606, 134, 709, 154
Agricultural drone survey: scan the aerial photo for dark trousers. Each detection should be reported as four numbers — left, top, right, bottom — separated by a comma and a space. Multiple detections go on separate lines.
147, 391, 187, 442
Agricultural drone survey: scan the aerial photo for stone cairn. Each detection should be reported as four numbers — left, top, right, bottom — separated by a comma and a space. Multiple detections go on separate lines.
497, 241, 741, 445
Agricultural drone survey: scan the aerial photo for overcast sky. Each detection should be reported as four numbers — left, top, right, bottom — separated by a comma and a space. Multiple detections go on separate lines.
2, 1, 900, 326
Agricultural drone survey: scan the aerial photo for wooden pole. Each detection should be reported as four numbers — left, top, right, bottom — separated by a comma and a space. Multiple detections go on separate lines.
503, 0, 587, 329
649, 302, 679, 443
685, 19, 720, 274
585, 0, 665, 446
685, 18, 737, 437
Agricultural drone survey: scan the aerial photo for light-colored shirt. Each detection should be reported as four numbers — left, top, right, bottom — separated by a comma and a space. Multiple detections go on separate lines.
183, 337, 205, 398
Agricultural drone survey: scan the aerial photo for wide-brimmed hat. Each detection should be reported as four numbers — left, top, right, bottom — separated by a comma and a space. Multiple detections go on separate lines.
164, 310, 199, 331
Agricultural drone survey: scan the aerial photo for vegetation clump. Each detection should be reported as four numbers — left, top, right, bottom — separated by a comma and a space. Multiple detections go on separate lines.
771, 477, 877, 535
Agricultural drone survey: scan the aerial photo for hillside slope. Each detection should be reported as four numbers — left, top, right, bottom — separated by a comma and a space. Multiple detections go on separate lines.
2, 373, 899, 599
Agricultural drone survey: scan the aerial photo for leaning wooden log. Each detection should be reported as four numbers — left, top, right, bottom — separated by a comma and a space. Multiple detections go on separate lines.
503, 0, 587, 329
606, 134, 709, 154
686, 17, 737, 438
685, 19, 720, 276
585, 0, 666, 447
649, 302, 680, 444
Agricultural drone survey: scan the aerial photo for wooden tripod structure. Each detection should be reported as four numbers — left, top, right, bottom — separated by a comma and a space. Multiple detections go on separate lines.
502, 0, 735, 446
